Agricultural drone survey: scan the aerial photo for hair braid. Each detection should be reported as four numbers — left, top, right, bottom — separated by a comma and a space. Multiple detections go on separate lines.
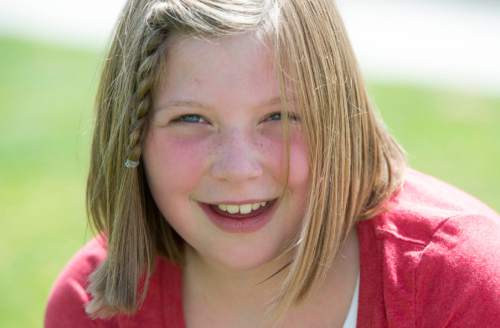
124, 26, 166, 168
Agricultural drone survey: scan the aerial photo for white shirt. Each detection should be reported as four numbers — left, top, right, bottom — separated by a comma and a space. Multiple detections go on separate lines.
342, 271, 360, 328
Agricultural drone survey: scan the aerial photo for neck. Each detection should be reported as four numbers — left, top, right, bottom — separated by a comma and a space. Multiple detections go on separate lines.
182, 243, 293, 307
181, 229, 359, 326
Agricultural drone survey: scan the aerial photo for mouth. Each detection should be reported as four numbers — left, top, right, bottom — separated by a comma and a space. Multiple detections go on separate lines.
198, 198, 279, 233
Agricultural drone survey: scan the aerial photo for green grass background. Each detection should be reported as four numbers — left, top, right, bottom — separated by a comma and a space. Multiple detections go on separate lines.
1, 36, 499, 327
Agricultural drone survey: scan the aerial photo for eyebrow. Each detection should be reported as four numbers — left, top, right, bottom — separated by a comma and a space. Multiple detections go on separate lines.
156, 96, 283, 112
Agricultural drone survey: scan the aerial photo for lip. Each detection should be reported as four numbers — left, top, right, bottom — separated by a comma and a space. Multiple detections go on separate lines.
198, 198, 279, 233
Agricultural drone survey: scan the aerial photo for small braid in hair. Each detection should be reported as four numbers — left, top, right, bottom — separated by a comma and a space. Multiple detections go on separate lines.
124, 27, 167, 169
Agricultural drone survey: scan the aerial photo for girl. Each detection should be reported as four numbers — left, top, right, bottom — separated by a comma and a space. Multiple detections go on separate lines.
45, 0, 500, 327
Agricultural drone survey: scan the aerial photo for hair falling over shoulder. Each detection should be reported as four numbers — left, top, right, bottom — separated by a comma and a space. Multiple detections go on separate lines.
85, 0, 406, 325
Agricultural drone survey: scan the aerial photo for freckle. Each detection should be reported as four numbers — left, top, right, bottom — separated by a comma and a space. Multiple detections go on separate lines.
192, 78, 202, 86
214, 139, 224, 151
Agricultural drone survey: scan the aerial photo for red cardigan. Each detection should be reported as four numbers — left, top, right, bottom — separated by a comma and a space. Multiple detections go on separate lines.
45, 170, 500, 327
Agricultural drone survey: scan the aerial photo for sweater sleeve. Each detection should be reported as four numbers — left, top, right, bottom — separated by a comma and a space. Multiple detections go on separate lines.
44, 238, 109, 328
415, 215, 500, 327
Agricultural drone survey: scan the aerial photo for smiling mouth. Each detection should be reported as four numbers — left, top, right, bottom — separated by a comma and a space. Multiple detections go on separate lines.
197, 198, 280, 233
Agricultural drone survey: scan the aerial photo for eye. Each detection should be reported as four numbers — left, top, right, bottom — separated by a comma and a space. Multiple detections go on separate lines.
171, 114, 209, 124
266, 111, 300, 122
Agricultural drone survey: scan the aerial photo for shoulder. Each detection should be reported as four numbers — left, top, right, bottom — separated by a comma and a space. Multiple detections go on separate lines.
361, 168, 499, 246
415, 214, 500, 326
358, 169, 500, 326
397, 168, 499, 218
44, 236, 185, 327
44, 236, 109, 328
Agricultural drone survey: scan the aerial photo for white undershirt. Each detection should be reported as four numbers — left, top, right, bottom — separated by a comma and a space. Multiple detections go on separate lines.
342, 271, 360, 328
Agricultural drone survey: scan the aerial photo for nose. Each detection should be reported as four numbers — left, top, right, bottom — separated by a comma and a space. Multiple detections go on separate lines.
210, 130, 264, 182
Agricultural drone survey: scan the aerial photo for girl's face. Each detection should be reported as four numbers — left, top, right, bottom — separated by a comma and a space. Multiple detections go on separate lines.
143, 32, 310, 272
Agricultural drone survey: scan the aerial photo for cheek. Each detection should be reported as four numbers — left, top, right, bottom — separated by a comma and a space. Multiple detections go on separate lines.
288, 137, 309, 188
259, 125, 310, 186
143, 131, 210, 193
273, 129, 310, 189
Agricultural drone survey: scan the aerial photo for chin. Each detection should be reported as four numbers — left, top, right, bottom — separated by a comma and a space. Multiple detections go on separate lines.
208, 242, 288, 273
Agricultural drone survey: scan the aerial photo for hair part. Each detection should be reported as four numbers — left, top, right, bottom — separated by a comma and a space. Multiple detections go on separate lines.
85, 0, 405, 325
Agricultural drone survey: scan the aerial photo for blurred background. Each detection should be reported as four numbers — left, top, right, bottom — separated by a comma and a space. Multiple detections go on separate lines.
1, 0, 499, 326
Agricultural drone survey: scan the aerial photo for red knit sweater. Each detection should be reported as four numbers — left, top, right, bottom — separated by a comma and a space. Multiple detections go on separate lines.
45, 169, 500, 327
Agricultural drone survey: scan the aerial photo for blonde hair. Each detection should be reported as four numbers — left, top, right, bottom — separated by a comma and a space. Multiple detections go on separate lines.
85, 0, 405, 325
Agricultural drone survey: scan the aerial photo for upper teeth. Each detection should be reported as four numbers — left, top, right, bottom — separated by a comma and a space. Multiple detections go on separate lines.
217, 202, 268, 214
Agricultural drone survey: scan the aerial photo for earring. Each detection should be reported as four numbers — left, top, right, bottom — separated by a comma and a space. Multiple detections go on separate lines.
124, 159, 140, 169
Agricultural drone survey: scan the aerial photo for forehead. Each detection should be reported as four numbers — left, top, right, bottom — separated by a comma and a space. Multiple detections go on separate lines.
155, 32, 280, 107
